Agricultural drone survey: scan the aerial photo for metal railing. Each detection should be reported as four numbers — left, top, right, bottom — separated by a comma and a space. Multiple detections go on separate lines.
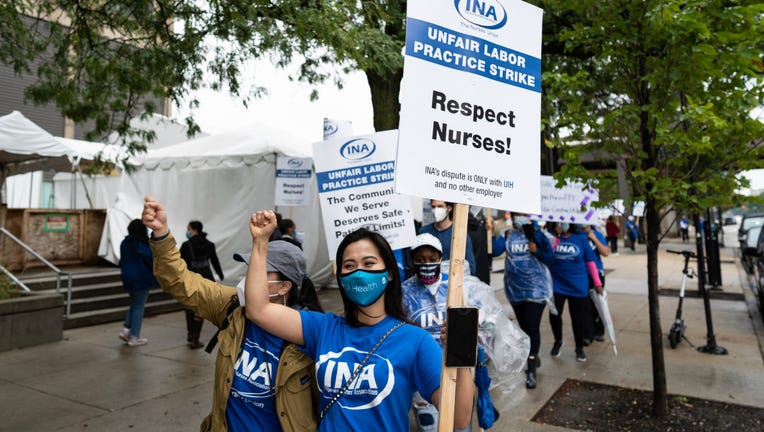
0, 227, 73, 317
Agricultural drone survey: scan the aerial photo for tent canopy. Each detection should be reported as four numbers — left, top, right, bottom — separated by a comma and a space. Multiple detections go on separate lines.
102, 123, 333, 287
0, 111, 128, 179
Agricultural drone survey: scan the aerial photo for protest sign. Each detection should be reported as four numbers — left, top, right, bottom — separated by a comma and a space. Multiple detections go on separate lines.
528, 175, 599, 223
313, 130, 416, 258
323, 118, 354, 140
274, 157, 313, 207
396, 0, 543, 213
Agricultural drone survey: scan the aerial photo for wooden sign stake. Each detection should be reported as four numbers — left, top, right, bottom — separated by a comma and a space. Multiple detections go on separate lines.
437, 202, 469, 431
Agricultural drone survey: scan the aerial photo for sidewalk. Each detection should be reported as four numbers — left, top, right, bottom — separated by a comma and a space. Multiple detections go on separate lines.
2, 238, 763, 431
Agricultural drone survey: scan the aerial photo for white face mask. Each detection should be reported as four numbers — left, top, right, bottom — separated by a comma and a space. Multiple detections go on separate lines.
432, 207, 448, 223
294, 231, 305, 244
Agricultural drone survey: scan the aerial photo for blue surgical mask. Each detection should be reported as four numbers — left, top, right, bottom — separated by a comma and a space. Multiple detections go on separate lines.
339, 269, 389, 306
185, 231, 192, 239
513, 216, 530, 229
561, 223, 570, 233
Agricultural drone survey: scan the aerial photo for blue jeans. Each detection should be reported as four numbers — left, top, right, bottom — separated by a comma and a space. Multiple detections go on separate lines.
125, 289, 150, 338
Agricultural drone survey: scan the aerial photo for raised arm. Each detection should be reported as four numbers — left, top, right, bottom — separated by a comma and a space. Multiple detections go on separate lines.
244, 210, 305, 345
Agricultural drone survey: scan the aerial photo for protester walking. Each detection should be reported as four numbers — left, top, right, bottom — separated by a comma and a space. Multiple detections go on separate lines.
625, 216, 639, 253
180, 220, 224, 349
605, 216, 620, 255
243, 209, 475, 431
143, 198, 322, 431
582, 224, 610, 344
492, 213, 554, 389
118, 219, 158, 347
549, 224, 603, 362
679, 215, 690, 242
420, 199, 477, 276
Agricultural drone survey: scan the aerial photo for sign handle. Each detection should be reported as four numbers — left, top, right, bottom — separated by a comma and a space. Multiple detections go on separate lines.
485, 208, 493, 255
438, 203, 469, 431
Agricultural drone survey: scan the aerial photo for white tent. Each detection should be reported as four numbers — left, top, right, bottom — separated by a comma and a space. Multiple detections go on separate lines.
0, 111, 130, 208
99, 124, 333, 287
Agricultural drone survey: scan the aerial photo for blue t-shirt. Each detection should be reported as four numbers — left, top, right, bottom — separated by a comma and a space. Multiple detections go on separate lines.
551, 233, 596, 298
419, 223, 477, 275
226, 321, 284, 431
299, 311, 442, 432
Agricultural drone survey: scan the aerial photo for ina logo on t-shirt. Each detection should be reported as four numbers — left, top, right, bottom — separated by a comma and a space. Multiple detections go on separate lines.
316, 347, 395, 410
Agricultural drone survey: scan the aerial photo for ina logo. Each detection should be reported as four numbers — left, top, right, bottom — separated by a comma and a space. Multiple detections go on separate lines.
340, 138, 376, 160
324, 121, 338, 137
454, 0, 508, 30
287, 158, 303, 168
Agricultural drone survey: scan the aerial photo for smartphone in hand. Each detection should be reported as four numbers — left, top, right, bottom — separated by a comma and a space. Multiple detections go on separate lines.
445, 307, 479, 367
522, 223, 535, 243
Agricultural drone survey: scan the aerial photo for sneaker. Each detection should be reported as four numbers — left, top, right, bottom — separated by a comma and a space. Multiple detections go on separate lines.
119, 328, 131, 342
127, 337, 148, 347
582, 338, 592, 347
188, 339, 204, 350
594, 334, 605, 342
575, 349, 587, 362
550, 340, 563, 357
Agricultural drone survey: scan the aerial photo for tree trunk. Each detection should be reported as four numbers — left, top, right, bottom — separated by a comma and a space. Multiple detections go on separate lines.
365, 68, 402, 131
646, 195, 668, 416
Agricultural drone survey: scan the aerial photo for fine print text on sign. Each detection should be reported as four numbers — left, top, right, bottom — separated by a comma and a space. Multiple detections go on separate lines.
274, 156, 313, 207
528, 176, 599, 224
396, 0, 543, 212
314, 130, 416, 258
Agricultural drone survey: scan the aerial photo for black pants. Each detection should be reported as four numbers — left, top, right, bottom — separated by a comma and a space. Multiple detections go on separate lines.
185, 309, 204, 341
511, 301, 546, 357
584, 274, 606, 341
627, 235, 637, 251
607, 236, 618, 253
681, 228, 689, 242
549, 292, 588, 350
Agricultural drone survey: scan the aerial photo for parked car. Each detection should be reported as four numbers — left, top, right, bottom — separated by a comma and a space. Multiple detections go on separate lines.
739, 213, 764, 273
750, 226, 764, 317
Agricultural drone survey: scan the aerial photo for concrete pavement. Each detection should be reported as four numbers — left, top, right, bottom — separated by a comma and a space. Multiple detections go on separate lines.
1, 237, 762, 431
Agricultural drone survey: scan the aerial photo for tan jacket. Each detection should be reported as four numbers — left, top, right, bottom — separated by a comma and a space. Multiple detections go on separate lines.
150, 234, 318, 432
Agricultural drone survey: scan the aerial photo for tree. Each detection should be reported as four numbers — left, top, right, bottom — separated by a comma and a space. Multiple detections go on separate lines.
0, 0, 406, 155
535, 0, 764, 416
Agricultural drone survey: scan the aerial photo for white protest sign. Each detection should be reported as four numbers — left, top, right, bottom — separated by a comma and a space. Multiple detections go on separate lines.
274, 157, 313, 206
396, 0, 543, 212
323, 118, 354, 140
528, 176, 599, 224
314, 130, 416, 257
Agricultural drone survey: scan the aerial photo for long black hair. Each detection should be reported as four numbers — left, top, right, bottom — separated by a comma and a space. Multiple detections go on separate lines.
127, 219, 149, 244
335, 228, 407, 327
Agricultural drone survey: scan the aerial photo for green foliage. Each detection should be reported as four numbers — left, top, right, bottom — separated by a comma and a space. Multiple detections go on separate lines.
0, 273, 20, 300
536, 0, 764, 215
0, 1, 406, 156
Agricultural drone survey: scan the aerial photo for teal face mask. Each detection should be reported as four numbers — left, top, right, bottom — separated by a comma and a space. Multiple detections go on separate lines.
339, 269, 389, 306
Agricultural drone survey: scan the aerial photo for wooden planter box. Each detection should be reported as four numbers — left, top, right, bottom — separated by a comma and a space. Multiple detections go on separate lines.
0, 291, 64, 352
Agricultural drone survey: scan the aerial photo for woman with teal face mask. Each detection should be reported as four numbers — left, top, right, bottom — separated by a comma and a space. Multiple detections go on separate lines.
242, 211, 475, 432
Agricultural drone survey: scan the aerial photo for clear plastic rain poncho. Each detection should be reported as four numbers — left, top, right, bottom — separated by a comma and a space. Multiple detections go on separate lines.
443, 260, 530, 390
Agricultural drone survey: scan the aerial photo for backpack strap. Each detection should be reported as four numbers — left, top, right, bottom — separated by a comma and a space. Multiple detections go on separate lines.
204, 295, 240, 353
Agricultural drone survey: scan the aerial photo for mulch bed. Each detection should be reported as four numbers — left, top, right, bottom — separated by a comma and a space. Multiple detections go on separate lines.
532, 379, 764, 431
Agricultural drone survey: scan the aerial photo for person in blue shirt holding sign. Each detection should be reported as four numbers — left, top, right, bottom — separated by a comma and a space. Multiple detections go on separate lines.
244, 211, 474, 431
548, 223, 602, 362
